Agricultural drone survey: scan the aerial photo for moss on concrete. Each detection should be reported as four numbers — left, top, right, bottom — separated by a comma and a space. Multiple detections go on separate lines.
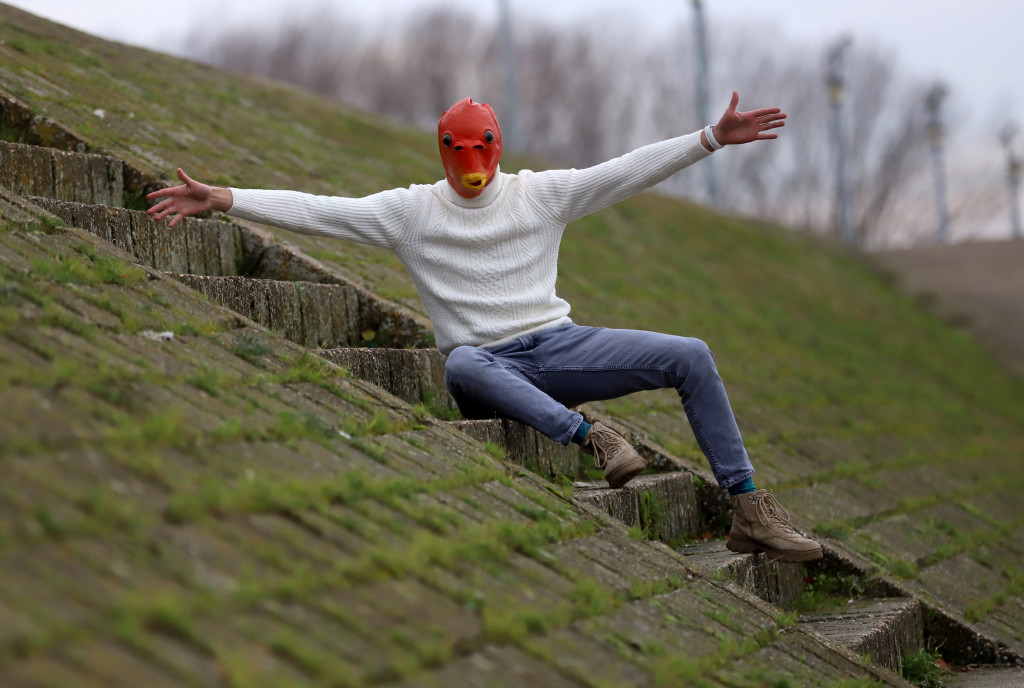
1, 2, 1021, 682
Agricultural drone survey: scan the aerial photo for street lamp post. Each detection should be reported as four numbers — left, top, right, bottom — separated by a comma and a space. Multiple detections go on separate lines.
692, 0, 717, 206
925, 84, 951, 244
826, 37, 853, 245
999, 122, 1022, 240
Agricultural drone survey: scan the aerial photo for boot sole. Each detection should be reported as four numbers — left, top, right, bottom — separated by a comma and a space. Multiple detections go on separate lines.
726, 536, 823, 563
605, 458, 647, 489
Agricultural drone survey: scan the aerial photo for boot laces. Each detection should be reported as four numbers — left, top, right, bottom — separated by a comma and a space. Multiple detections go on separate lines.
753, 491, 799, 534
584, 426, 619, 469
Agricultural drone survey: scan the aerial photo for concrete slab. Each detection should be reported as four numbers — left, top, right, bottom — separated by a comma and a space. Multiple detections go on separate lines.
575, 482, 640, 532
799, 597, 923, 674
171, 274, 432, 349
721, 629, 910, 687
918, 555, 1008, 615
1, 141, 122, 205
577, 405, 730, 531
62, 639, 183, 688
944, 665, 1024, 687
317, 347, 455, 413
575, 472, 700, 543
24, 197, 242, 276
0, 140, 54, 199
449, 418, 579, 479
388, 644, 585, 688
681, 539, 805, 607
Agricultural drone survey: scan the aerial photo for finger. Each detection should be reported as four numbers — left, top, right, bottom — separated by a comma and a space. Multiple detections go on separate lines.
727, 90, 739, 113
147, 199, 172, 214
168, 213, 182, 229
146, 185, 185, 200
759, 120, 786, 130
177, 167, 195, 186
755, 133, 780, 140
754, 110, 785, 121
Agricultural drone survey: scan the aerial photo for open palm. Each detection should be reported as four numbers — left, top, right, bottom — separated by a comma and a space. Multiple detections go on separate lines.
714, 91, 786, 146
146, 168, 212, 228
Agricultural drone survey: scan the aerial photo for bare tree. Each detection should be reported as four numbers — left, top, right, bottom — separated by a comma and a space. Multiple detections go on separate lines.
183, 7, 993, 248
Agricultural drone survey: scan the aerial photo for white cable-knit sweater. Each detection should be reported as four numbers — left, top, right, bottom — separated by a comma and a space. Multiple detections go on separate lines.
228, 131, 712, 354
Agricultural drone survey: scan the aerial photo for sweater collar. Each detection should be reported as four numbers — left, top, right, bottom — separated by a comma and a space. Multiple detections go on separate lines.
439, 166, 504, 208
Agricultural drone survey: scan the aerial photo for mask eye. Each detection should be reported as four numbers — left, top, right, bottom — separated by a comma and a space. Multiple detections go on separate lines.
443, 133, 452, 148
484, 130, 494, 144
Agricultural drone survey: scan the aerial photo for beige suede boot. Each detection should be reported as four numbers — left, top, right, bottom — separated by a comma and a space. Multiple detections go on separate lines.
726, 489, 823, 562
581, 423, 647, 489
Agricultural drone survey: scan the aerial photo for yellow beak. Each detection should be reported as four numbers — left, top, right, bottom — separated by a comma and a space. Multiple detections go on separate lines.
460, 173, 488, 191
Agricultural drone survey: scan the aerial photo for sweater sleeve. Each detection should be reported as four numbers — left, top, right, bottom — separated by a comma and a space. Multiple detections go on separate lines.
526, 131, 712, 224
226, 186, 420, 250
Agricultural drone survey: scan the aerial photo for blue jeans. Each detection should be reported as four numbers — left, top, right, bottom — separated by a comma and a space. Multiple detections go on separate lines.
444, 323, 754, 490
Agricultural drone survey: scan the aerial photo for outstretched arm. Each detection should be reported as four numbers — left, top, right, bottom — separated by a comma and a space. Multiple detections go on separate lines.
701, 90, 786, 151
148, 168, 418, 250
530, 90, 786, 223
146, 168, 232, 228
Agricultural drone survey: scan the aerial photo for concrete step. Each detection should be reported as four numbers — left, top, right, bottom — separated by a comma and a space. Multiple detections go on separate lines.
574, 472, 701, 543
24, 198, 435, 349
680, 539, 805, 608
28, 196, 242, 277
449, 418, 579, 480
1, 140, 123, 206
943, 665, 1024, 686
577, 407, 732, 532
798, 597, 924, 675
316, 347, 457, 415
26, 196, 361, 284
1, 92, 91, 152
171, 274, 432, 350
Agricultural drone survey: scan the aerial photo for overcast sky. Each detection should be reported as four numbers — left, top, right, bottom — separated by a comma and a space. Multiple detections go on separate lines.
8, 0, 1024, 146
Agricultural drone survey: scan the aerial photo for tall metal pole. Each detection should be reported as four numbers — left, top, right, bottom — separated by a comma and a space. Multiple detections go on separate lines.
826, 37, 853, 245
692, 0, 717, 206
999, 122, 1022, 240
925, 84, 951, 244
496, 0, 521, 152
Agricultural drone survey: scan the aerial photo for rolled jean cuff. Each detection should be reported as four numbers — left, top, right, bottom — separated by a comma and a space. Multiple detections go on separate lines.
719, 469, 755, 491
563, 412, 585, 446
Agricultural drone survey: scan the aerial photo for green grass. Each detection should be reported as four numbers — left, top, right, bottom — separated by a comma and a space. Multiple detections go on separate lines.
964, 565, 1024, 622
792, 572, 869, 613
900, 648, 945, 688
481, 440, 506, 460
29, 250, 146, 288
185, 364, 229, 396
418, 387, 461, 421
3, 5, 1024, 683
627, 489, 671, 543
224, 332, 273, 364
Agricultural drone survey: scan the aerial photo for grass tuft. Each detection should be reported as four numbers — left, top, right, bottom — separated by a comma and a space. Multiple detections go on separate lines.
793, 572, 867, 613
185, 364, 230, 396
900, 648, 945, 688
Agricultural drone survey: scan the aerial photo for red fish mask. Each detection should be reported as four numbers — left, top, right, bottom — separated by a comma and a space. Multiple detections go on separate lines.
438, 98, 502, 199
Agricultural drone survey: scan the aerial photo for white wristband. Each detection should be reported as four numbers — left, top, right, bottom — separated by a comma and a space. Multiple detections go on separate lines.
703, 124, 723, 150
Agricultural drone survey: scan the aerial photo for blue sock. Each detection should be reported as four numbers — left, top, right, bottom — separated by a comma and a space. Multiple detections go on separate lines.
728, 477, 756, 495
572, 421, 592, 445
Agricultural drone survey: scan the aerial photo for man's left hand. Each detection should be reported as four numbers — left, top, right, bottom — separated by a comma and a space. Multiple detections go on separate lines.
709, 91, 786, 147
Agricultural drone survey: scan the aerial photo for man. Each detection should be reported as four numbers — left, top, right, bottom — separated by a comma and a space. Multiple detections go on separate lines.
148, 92, 822, 562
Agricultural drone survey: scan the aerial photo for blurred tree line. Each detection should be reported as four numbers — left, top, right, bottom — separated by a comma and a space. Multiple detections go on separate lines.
185, 7, 1003, 248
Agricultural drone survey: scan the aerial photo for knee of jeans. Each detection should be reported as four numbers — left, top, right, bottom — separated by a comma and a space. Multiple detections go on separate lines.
680, 338, 716, 375
444, 346, 484, 389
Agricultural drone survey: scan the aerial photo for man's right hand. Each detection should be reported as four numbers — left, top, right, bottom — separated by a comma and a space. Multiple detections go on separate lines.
146, 168, 233, 228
